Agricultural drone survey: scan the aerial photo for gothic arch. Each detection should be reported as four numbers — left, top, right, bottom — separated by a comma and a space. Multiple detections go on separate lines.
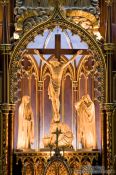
9, 7, 106, 103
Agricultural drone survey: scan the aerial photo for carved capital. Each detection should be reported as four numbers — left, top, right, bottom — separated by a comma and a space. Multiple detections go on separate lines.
0, 103, 15, 113
100, 103, 115, 112
0, 44, 11, 54
72, 81, 78, 91
104, 43, 116, 52
0, 0, 9, 5
105, 0, 113, 6
38, 81, 43, 91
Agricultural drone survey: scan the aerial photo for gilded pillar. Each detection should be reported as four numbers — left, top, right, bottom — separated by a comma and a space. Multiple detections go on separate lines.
8, 105, 15, 175
72, 81, 78, 149
0, 104, 15, 175
101, 103, 115, 173
103, 0, 116, 172
0, 0, 15, 174
38, 81, 43, 148
104, 0, 115, 103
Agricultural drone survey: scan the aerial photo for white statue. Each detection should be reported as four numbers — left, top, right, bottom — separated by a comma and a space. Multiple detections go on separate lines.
34, 50, 82, 122
75, 94, 96, 149
17, 96, 34, 149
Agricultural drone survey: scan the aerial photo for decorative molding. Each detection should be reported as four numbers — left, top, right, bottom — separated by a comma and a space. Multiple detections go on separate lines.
77, 54, 105, 103
104, 43, 116, 52
13, 1, 100, 38
105, 0, 113, 6
14, 150, 101, 175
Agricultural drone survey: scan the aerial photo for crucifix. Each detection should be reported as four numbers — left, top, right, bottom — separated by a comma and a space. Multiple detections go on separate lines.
27, 34, 88, 60
52, 127, 62, 156
25, 34, 89, 122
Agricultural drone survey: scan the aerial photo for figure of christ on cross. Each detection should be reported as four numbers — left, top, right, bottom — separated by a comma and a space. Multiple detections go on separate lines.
34, 49, 83, 122
24, 34, 89, 122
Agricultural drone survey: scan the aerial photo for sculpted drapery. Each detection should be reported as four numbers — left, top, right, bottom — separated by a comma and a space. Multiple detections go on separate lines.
17, 96, 34, 149
75, 94, 96, 149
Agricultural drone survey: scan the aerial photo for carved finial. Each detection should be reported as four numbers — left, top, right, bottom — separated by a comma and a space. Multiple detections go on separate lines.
0, 0, 8, 4
105, 0, 113, 6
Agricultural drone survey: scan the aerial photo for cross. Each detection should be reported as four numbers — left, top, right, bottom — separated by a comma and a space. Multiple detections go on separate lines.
52, 127, 62, 149
27, 34, 88, 60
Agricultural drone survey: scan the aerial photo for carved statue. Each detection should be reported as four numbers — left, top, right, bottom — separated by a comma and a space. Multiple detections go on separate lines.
34, 49, 82, 122
43, 122, 73, 148
17, 96, 34, 149
75, 94, 96, 149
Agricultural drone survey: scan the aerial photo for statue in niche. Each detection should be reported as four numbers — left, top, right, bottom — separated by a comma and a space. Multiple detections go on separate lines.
74, 0, 91, 6
34, 49, 82, 122
17, 96, 34, 150
75, 94, 96, 149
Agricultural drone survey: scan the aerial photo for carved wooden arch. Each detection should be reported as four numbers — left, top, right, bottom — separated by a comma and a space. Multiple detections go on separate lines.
77, 53, 105, 102
9, 6, 106, 103
9, 52, 39, 103
44, 157, 71, 175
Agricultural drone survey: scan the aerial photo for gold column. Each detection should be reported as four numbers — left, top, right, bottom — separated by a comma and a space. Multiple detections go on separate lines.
72, 81, 78, 149
38, 81, 43, 147
43, 81, 45, 138
101, 103, 115, 173
104, 0, 116, 172
8, 105, 15, 175
0, 104, 15, 175
62, 78, 65, 122
85, 76, 88, 94
35, 79, 38, 149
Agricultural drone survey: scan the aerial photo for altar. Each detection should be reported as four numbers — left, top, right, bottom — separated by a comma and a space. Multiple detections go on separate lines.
14, 150, 101, 175
9, 2, 105, 174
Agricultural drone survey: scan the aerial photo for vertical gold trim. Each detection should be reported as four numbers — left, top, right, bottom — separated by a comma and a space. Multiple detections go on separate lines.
43, 81, 44, 138
79, 77, 81, 99
85, 76, 88, 94
92, 75, 94, 101
72, 81, 73, 133
62, 78, 65, 122
36, 78, 38, 149
29, 77, 31, 97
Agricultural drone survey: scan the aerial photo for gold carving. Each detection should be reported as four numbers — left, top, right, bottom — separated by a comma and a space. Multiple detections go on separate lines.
105, 0, 113, 6
104, 43, 116, 53
46, 160, 68, 175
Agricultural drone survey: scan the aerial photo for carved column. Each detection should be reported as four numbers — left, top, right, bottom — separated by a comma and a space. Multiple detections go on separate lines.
0, 104, 15, 175
104, 0, 115, 103
0, 0, 15, 175
38, 81, 44, 148
101, 103, 115, 173
102, 0, 116, 172
72, 81, 78, 150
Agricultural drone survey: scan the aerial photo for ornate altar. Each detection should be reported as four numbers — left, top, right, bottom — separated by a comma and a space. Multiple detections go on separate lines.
0, 0, 116, 174
14, 150, 101, 175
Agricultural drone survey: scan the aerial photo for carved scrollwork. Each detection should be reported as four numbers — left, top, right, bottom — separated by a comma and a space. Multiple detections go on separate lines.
14, 151, 100, 174
14, 0, 100, 37
77, 54, 105, 103
9, 54, 38, 103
